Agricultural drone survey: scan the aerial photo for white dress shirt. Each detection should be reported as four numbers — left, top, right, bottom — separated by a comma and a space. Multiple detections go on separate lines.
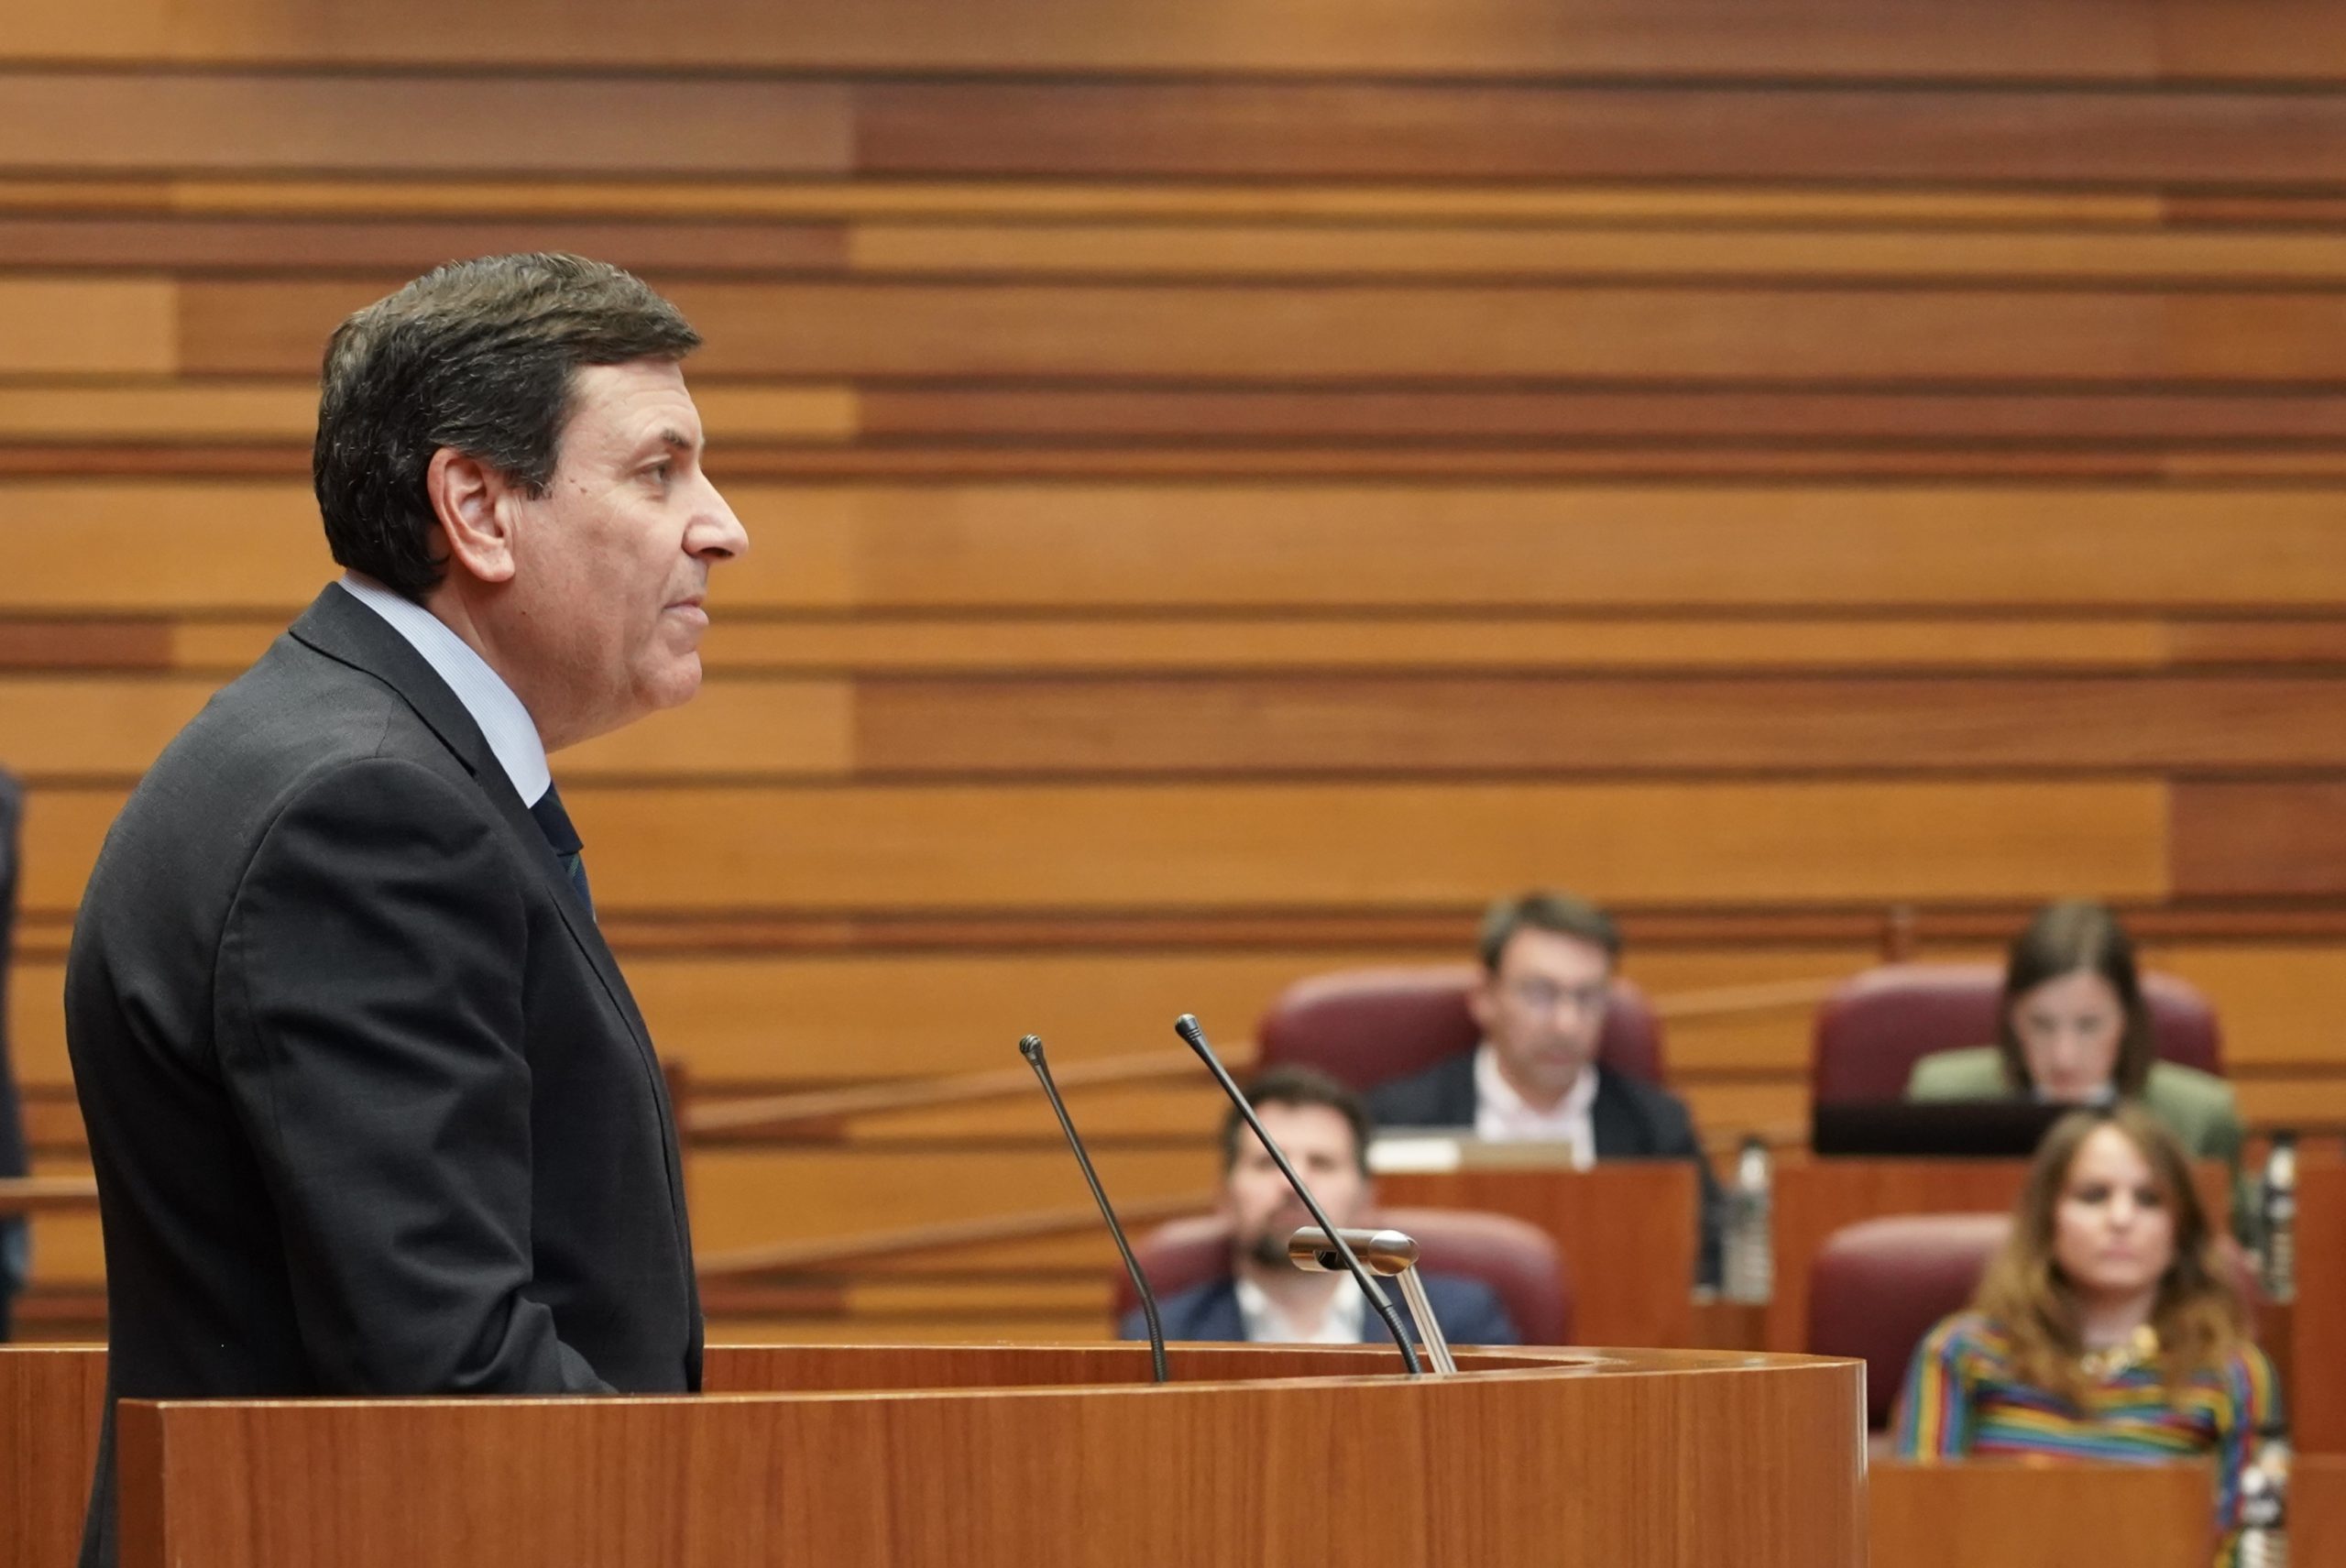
1233, 1273, 1369, 1344
1473, 1043, 1599, 1168
335, 573, 551, 808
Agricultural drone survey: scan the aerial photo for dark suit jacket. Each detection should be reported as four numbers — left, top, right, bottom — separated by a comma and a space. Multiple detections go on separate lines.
0, 770, 27, 1341
64, 585, 702, 1566
1365, 1053, 1725, 1287
1122, 1270, 1518, 1347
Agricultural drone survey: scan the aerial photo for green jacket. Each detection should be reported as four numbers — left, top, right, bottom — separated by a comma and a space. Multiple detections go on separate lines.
1905, 1047, 2244, 1165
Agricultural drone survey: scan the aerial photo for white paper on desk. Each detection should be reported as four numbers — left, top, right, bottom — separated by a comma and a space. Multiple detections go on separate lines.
1367, 1135, 1465, 1174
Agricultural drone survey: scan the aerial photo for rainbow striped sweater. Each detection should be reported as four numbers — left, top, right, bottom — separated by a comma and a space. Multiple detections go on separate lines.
1894, 1312, 2279, 1567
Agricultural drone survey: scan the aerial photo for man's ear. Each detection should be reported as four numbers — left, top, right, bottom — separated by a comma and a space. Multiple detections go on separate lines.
1466, 973, 1501, 1037
425, 447, 521, 586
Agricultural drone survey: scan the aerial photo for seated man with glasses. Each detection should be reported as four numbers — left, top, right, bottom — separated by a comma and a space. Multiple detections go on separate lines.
1367, 890, 1723, 1286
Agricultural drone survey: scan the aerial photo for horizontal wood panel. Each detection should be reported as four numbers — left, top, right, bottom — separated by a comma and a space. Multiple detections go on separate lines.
32, 214, 2346, 284
688, 1144, 1206, 1251
772, 487, 2346, 612
845, 223, 2346, 283
161, 616, 2183, 678
857, 82, 2346, 185
851, 673, 2346, 775
26, 669, 2346, 782
174, 277, 2346, 381
0, 216, 847, 275
0, 74, 850, 176
2173, 781, 2346, 897
851, 388, 2346, 447
0, 382, 855, 445
0, 280, 172, 374
5, 779, 2178, 916
0, 620, 171, 670
7, 0, 2344, 80
0, 179, 2172, 227
17, 379, 2346, 450
21, 483, 2346, 615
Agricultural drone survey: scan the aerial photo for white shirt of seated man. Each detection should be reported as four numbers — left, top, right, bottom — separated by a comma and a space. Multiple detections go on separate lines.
1467, 923, 1613, 1168
1224, 1095, 1380, 1344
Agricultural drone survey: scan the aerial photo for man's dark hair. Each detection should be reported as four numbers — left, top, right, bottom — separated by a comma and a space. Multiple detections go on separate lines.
312, 252, 702, 601
1218, 1065, 1374, 1178
1476, 890, 1623, 972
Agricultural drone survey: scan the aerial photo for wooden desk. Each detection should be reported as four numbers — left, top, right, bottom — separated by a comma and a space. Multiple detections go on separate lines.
2291, 1163, 2346, 1451
1870, 1460, 2213, 1568
2295, 1454, 2346, 1560
1769, 1157, 2232, 1353
1374, 1157, 1698, 1346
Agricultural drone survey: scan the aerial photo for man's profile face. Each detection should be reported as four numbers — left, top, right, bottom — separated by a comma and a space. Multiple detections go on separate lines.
499, 357, 748, 748
1469, 927, 1614, 1106
1222, 1102, 1371, 1269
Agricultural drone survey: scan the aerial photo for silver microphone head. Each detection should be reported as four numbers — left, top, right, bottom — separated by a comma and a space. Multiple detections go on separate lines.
1288, 1226, 1420, 1277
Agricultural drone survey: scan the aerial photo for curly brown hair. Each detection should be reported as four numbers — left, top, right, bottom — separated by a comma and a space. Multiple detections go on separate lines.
1972, 1103, 2245, 1404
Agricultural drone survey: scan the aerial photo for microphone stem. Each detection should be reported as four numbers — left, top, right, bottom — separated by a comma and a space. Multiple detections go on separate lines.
1021, 1036, 1169, 1385
1177, 1018, 1425, 1377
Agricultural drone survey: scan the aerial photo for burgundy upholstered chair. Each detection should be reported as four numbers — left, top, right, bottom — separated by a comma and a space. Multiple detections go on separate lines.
1255, 964, 1667, 1092
1809, 962, 2223, 1106
1805, 1212, 2011, 1431
1109, 1206, 1573, 1345
1811, 1211, 2260, 1431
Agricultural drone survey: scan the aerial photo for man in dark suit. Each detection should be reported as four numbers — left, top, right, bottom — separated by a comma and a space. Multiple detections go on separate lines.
1122, 1067, 1518, 1347
1366, 891, 1724, 1286
64, 254, 750, 1566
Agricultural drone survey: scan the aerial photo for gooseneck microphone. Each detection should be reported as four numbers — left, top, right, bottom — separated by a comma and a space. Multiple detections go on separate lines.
1172, 1014, 1424, 1376
1019, 1034, 1169, 1385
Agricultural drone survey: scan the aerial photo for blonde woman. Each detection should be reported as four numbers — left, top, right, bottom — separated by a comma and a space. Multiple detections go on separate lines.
1895, 1104, 2277, 1565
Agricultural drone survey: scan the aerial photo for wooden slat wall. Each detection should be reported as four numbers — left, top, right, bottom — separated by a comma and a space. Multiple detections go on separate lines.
4, 5, 2345, 1326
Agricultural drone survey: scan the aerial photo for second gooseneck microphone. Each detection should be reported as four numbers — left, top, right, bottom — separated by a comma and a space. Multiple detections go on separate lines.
1172, 1013, 1424, 1376
1020, 1034, 1169, 1385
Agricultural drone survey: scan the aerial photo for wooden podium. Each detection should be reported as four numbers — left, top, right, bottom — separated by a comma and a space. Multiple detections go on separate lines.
5, 1343, 1861, 1568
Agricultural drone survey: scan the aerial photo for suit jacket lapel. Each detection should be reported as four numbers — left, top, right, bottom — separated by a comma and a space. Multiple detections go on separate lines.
1589, 1068, 1638, 1158
285, 586, 664, 1079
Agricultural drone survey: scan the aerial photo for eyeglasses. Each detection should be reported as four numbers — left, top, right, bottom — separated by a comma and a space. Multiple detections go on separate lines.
1500, 978, 1610, 1015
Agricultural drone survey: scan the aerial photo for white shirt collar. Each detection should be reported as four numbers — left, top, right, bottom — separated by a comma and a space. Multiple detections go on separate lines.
1474, 1043, 1599, 1168
1233, 1274, 1369, 1344
335, 573, 552, 808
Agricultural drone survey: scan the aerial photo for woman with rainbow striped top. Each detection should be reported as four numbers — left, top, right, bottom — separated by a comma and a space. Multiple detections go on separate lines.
1894, 1103, 2278, 1567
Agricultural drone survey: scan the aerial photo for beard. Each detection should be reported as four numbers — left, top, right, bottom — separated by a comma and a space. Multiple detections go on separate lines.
1245, 1227, 1300, 1269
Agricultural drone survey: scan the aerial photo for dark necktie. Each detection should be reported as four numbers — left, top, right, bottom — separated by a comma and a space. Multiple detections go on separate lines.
529, 782, 595, 918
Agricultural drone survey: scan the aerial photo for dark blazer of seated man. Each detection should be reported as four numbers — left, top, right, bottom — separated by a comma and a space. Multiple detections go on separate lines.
1365, 892, 1724, 1288
1122, 1067, 1518, 1347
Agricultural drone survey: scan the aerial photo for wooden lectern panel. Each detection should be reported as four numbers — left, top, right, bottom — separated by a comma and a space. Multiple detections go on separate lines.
1378, 1162, 1698, 1346
117, 1344, 1863, 1568
0, 1345, 106, 1568
1869, 1461, 2214, 1568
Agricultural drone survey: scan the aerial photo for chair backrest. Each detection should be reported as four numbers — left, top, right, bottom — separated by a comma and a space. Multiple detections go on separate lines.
1111, 1206, 1574, 1345
1806, 1212, 2010, 1430
1809, 962, 2223, 1104
1810, 1211, 2261, 1431
1256, 964, 1665, 1091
